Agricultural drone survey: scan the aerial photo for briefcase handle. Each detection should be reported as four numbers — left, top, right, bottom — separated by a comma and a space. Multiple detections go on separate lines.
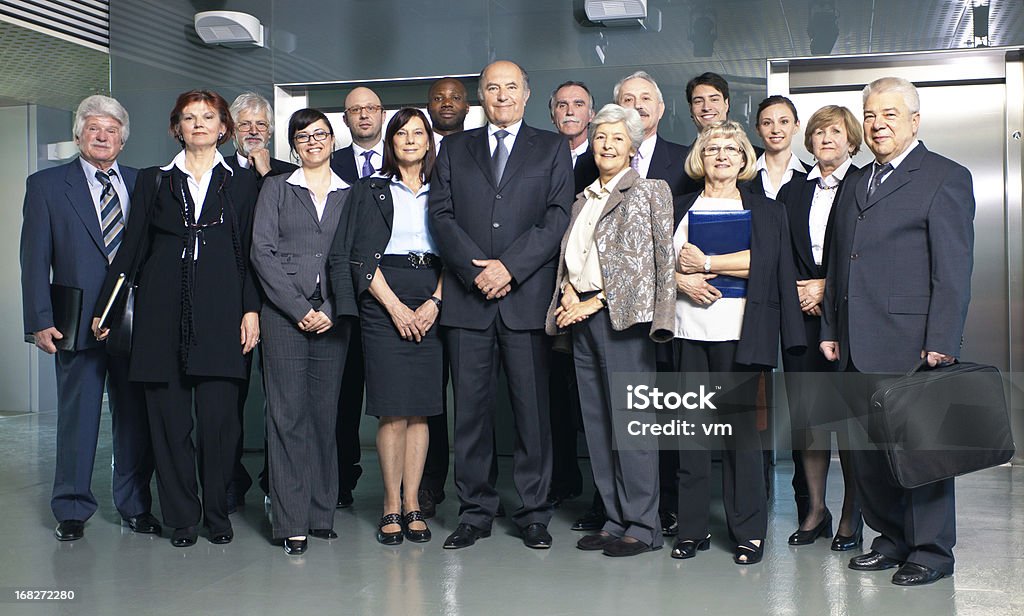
905, 357, 958, 377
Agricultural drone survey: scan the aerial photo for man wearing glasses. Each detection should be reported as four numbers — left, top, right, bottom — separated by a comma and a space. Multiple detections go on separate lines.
331, 87, 386, 183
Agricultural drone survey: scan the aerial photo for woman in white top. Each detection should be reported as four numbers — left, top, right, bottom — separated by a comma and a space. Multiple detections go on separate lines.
671, 121, 805, 565
753, 95, 809, 202
251, 108, 353, 555
782, 105, 864, 552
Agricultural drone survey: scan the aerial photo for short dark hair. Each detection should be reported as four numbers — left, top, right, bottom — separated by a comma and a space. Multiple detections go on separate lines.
379, 107, 436, 183
169, 89, 234, 146
287, 108, 334, 152
685, 72, 730, 104
756, 95, 799, 124
549, 80, 594, 116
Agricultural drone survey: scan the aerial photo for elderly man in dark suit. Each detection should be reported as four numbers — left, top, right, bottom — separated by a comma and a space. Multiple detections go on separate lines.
224, 91, 297, 510
821, 76, 975, 586
429, 59, 573, 550
20, 95, 157, 541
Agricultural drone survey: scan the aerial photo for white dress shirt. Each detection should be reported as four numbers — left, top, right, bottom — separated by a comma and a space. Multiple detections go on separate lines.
488, 120, 522, 156
565, 167, 630, 292
80, 158, 130, 224
160, 150, 233, 259
806, 158, 853, 265
235, 152, 251, 169
352, 140, 384, 178
755, 152, 806, 200
674, 196, 746, 342
571, 139, 590, 168
383, 176, 438, 255
633, 134, 657, 179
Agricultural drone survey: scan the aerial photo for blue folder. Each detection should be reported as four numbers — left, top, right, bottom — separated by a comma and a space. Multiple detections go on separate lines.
687, 210, 751, 299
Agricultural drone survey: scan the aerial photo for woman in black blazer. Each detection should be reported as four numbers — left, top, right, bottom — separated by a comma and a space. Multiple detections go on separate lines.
329, 108, 442, 545
782, 105, 864, 551
671, 121, 805, 565
94, 90, 259, 548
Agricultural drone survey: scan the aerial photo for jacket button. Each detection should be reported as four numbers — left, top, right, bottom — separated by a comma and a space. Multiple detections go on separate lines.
857, 214, 865, 221
492, 222, 500, 228
496, 194, 502, 200
315, 252, 322, 258
850, 253, 859, 260
378, 194, 386, 200
374, 253, 381, 259
366, 274, 372, 280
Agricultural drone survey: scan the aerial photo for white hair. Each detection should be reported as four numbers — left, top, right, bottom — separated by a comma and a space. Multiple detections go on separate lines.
229, 92, 274, 133
612, 70, 664, 105
73, 95, 129, 142
862, 77, 920, 114
590, 104, 645, 150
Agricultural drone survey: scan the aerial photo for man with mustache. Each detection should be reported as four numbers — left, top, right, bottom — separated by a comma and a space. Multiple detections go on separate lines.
21, 95, 157, 541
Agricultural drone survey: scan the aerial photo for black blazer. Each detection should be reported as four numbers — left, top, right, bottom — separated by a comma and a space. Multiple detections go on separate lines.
783, 164, 858, 281
225, 151, 298, 190
743, 158, 813, 204
328, 176, 440, 316
329, 145, 360, 184
573, 145, 599, 196
673, 190, 806, 367
428, 122, 573, 331
647, 136, 691, 197
96, 164, 260, 381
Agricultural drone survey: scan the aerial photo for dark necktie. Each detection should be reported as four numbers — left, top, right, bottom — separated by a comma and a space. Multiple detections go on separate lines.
492, 129, 510, 184
96, 169, 124, 262
867, 162, 893, 199
360, 150, 375, 178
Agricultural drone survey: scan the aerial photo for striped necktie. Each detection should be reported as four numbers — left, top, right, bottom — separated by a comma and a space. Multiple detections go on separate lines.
96, 169, 124, 262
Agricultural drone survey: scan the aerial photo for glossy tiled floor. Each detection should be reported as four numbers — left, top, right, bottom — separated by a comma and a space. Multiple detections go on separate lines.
2, 409, 1022, 616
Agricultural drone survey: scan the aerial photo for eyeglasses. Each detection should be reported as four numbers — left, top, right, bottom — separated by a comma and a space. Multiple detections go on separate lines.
236, 120, 270, 132
345, 104, 383, 116
294, 130, 332, 144
702, 144, 743, 157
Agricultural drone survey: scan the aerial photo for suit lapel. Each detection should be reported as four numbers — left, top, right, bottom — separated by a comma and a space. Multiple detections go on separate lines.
468, 129, 495, 186
371, 179, 394, 231
288, 181, 322, 227
598, 169, 637, 220
64, 159, 106, 255
788, 178, 818, 276
860, 144, 925, 211
496, 125, 535, 191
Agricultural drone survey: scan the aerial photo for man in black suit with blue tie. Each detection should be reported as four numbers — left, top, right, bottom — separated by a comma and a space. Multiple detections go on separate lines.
821, 76, 974, 586
430, 60, 573, 550
20, 95, 157, 541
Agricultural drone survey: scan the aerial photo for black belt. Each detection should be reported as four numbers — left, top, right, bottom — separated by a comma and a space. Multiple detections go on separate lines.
379, 252, 441, 270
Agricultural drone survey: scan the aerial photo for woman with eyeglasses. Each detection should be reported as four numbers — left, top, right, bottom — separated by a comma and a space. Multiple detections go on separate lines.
329, 108, 443, 545
250, 108, 354, 556
92, 90, 260, 548
670, 121, 804, 565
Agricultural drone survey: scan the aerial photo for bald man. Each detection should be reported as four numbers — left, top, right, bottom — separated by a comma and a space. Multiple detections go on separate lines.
331, 86, 385, 183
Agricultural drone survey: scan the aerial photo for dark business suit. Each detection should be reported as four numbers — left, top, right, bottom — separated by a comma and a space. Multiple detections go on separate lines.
96, 163, 260, 534
21, 159, 153, 525
821, 143, 974, 574
251, 173, 352, 539
428, 122, 573, 530
224, 151, 297, 501
329, 143, 369, 503
672, 189, 806, 543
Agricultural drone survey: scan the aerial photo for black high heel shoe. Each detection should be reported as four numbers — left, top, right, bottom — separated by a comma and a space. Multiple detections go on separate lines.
733, 539, 764, 565
788, 509, 833, 546
670, 533, 711, 560
376, 513, 404, 546
403, 511, 431, 543
831, 518, 863, 552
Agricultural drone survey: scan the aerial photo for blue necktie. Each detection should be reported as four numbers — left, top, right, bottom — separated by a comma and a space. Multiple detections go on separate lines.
492, 129, 510, 184
867, 162, 893, 199
361, 150, 375, 178
96, 170, 124, 262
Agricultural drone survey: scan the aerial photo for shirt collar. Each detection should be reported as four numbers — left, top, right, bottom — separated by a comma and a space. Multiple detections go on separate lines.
285, 167, 349, 192
235, 151, 250, 169
488, 120, 523, 138
883, 139, 920, 170
390, 175, 430, 198
571, 139, 589, 158
755, 152, 805, 174
352, 139, 384, 159
160, 149, 233, 178
80, 157, 122, 186
584, 166, 631, 199
807, 157, 853, 184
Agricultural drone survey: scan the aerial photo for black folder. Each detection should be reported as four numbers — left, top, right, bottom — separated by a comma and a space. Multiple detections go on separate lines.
24, 284, 82, 352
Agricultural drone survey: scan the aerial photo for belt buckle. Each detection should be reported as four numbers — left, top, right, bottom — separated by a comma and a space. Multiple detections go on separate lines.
407, 252, 429, 269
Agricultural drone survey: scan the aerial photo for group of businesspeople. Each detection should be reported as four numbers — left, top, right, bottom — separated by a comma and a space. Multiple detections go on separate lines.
21, 58, 974, 587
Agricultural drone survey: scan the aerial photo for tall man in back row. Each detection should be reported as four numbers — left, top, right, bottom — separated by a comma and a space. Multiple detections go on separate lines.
429, 60, 573, 550
821, 76, 974, 586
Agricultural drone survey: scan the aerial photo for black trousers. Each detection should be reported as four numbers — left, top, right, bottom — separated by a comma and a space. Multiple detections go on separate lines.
144, 373, 241, 533
548, 348, 583, 497
336, 317, 365, 493
674, 339, 766, 544
446, 314, 553, 530
844, 362, 956, 574
230, 346, 258, 498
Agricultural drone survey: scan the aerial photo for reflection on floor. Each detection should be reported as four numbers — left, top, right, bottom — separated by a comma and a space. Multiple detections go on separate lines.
1, 409, 1022, 616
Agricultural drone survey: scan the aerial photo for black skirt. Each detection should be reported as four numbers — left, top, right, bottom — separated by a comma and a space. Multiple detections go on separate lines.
359, 262, 443, 417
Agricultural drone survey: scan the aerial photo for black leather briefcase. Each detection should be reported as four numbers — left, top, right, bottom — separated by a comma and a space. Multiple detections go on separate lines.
871, 360, 1015, 489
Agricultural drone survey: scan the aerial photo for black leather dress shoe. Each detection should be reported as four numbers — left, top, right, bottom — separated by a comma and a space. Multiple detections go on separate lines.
171, 527, 198, 548
660, 511, 678, 536
571, 508, 606, 531
603, 537, 660, 557
576, 531, 616, 551
209, 529, 233, 545
788, 509, 832, 546
522, 523, 552, 549
546, 486, 583, 508
892, 562, 946, 586
55, 520, 85, 541
309, 528, 338, 540
284, 538, 307, 555
336, 488, 354, 509
124, 513, 162, 536
418, 489, 437, 519
443, 523, 491, 549
849, 550, 902, 571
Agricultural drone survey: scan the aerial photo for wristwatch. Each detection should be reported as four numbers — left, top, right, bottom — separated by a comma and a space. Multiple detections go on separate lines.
429, 296, 443, 309
703, 256, 712, 273
596, 292, 608, 308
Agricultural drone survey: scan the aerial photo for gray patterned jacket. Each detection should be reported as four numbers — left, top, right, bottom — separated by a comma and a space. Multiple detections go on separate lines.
545, 168, 676, 342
